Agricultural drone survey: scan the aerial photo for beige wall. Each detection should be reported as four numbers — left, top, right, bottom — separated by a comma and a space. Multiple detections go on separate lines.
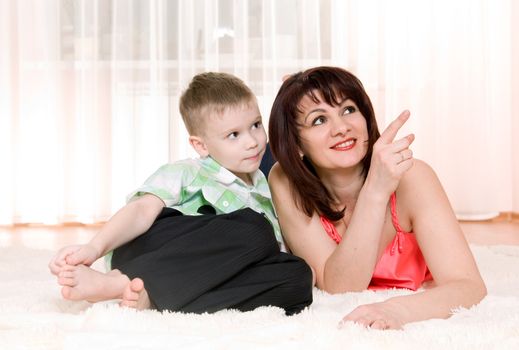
513, 1, 519, 213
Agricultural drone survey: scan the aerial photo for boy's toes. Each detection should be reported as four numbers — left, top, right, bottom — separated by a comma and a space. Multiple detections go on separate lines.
120, 278, 149, 310
61, 286, 73, 300
130, 278, 145, 293
61, 286, 83, 301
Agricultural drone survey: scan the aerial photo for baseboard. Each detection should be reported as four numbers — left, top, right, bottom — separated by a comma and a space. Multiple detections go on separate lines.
458, 212, 519, 223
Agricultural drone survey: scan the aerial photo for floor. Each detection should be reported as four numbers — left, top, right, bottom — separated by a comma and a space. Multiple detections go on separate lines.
459, 218, 519, 245
0, 217, 518, 250
0, 224, 102, 250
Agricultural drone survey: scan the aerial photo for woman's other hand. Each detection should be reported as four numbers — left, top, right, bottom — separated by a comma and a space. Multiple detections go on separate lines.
339, 299, 410, 330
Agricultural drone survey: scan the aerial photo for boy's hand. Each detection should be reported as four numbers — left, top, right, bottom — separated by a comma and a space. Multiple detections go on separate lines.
48, 244, 99, 275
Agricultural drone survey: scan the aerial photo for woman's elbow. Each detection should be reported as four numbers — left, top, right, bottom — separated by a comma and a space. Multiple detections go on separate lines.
474, 277, 487, 303
459, 275, 487, 307
320, 270, 369, 294
321, 283, 366, 294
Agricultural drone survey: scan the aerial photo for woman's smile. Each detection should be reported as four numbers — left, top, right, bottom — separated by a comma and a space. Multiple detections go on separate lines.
331, 138, 356, 151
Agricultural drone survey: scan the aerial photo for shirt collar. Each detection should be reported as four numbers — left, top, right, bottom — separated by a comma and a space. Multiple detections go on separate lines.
199, 156, 236, 185
199, 156, 270, 196
249, 169, 270, 197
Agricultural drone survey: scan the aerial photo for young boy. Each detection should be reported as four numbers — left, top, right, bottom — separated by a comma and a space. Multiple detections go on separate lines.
48, 72, 312, 315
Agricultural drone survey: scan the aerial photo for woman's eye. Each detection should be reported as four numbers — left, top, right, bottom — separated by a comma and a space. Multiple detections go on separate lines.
342, 106, 356, 115
312, 116, 325, 126
228, 132, 238, 139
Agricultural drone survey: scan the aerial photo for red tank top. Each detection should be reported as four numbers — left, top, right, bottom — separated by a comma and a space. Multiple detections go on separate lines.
319, 193, 432, 291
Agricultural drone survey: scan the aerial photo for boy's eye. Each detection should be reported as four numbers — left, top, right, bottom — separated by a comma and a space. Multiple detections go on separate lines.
312, 116, 326, 126
252, 121, 262, 129
228, 132, 238, 139
342, 106, 356, 115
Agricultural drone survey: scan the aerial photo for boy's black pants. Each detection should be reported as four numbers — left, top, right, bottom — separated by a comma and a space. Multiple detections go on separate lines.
111, 207, 313, 315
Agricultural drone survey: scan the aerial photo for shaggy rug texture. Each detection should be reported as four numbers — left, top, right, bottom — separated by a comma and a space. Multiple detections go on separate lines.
1, 245, 518, 350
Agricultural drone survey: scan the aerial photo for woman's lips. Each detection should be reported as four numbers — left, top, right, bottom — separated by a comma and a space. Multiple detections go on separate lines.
331, 138, 356, 151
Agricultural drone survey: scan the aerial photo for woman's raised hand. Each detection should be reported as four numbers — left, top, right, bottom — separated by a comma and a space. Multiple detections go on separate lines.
364, 110, 414, 198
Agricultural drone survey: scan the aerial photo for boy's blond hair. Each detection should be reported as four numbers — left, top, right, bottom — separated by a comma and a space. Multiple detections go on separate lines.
179, 72, 255, 136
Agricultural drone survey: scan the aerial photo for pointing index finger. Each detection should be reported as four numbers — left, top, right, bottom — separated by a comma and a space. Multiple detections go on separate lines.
378, 110, 410, 144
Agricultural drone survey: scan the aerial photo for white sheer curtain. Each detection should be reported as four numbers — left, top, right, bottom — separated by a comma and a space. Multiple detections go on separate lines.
0, 0, 517, 225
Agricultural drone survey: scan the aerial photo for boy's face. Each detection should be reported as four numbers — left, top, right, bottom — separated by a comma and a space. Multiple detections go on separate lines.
190, 102, 267, 184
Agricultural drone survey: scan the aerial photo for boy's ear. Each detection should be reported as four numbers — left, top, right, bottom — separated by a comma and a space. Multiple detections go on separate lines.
189, 135, 209, 158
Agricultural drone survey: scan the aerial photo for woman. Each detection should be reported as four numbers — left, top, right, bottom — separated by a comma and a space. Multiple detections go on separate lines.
268, 66, 486, 329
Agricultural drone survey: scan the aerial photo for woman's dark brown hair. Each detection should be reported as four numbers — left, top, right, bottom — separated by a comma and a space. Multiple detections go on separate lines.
268, 66, 380, 221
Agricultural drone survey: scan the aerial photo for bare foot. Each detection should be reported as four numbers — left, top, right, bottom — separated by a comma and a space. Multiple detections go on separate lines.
57, 265, 130, 302
120, 278, 152, 310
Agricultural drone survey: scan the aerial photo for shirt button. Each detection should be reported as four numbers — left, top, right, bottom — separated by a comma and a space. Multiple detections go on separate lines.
223, 201, 229, 207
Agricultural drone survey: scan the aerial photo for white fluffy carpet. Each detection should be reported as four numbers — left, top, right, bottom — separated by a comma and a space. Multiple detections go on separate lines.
1, 245, 519, 350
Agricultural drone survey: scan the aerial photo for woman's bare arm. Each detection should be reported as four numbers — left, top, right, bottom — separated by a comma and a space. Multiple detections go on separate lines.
270, 163, 392, 292
342, 160, 486, 328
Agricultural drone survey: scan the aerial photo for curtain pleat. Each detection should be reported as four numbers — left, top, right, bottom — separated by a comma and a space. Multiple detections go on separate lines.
0, 0, 516, 224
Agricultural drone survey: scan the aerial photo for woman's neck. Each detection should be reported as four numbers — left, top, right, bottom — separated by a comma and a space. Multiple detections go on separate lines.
316, 165, 365, 206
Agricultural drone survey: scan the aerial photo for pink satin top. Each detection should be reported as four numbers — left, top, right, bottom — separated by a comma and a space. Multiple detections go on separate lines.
319, 193, 432, 291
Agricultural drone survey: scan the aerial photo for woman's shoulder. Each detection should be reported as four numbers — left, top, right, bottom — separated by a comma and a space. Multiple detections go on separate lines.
268, 162, 288, 186
397, 158, 443, 204
268, 162, 303, 211
400, 158, 437, 187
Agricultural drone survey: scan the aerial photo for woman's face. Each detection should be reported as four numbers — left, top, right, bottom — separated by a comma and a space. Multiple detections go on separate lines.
296, 91, 369, 171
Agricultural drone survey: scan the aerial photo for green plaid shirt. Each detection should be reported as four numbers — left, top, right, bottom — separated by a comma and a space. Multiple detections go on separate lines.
127, 156, 286, 252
